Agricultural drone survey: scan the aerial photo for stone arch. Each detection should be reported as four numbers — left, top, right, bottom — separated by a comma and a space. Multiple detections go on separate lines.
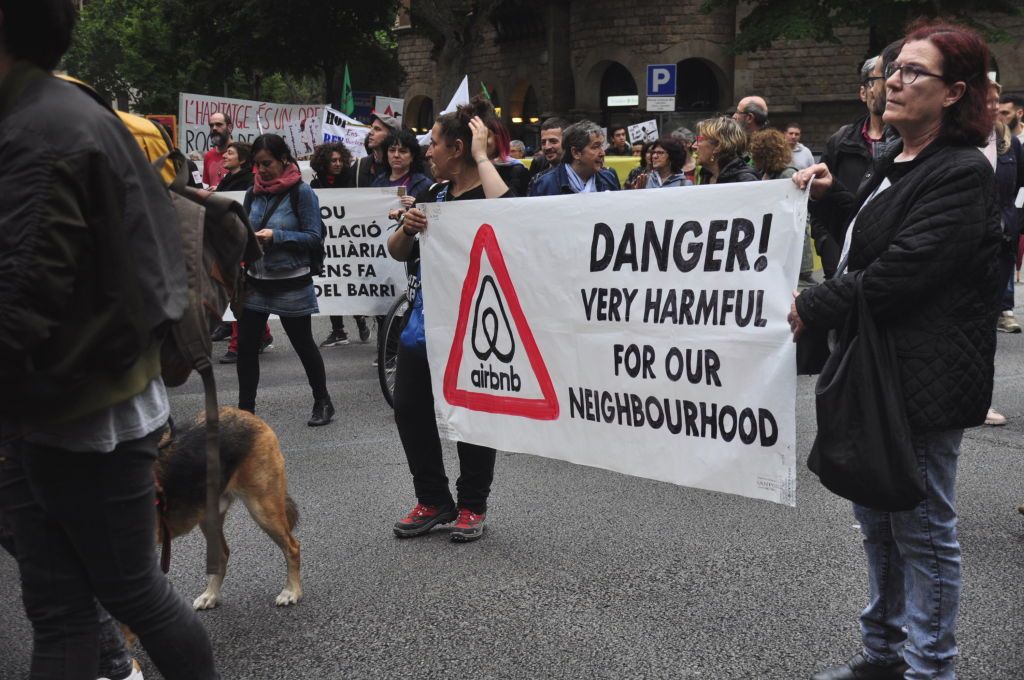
403, 81, 435, 133
655, 40, 734, 112
675, 58, 721, 112
575, 48, 646, 112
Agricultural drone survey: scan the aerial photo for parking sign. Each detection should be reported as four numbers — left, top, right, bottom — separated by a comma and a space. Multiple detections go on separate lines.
646, 64, 677, 97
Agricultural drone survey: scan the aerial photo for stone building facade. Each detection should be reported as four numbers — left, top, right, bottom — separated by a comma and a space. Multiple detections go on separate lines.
396, 0, 1024, 152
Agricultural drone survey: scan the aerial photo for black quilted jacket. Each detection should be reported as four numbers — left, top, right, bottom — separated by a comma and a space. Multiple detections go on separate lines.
795, 140, 1003, 432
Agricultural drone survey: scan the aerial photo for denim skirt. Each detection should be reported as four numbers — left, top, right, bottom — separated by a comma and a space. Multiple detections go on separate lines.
243, 279, 319, 317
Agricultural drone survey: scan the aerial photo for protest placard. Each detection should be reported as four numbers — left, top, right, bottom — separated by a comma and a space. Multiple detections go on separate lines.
420, 181, 807, 506
374, 96, 404, 120
628, 120, 659, 144
321, 106, 370, 159
221, 188, 404, 316
178, 92, 324, 161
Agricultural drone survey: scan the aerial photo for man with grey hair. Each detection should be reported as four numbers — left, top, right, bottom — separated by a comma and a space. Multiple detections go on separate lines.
733, 95, 768, 135
529, 120, 620, 195
810, 54, 892, 280
509, 139, 526, 159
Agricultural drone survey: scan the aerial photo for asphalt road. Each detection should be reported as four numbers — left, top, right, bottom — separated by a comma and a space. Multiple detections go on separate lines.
2, 311, 1022, 680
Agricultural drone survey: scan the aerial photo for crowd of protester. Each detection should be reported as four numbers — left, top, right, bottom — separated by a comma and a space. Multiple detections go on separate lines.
0, 2, 1019, 679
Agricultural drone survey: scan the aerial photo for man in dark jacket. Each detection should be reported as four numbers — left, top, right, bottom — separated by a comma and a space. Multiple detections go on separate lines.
529, 120, 620, 196
527, 116, 567, 180
810, 56, 895, 278
348, 112, 399, 188
0, 2, 219, 678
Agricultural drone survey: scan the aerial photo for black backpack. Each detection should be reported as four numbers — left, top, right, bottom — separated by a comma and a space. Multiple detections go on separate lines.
244, 182, 327, 276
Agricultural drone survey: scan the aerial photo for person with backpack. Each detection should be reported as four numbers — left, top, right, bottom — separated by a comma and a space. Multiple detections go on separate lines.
0, 2, 219, 678
238, 133, 335, 426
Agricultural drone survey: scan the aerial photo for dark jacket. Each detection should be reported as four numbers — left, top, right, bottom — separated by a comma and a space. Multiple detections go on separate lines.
795, 141, 1002, 432
495, 161, 530, 197
810, 116, 900, 276
244, 183, 322, 274
370, 171, 432, 198
0, 64, 186, 424
310, 169, 350, 189
995, 136, 1023, 244
216, 165, 254, 192
347, 154, 384, 188
697, 156, 760, 184
528, 162, 621, 196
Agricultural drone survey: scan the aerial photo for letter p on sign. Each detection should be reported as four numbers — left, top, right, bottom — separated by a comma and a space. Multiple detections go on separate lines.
646, 64, 677, 97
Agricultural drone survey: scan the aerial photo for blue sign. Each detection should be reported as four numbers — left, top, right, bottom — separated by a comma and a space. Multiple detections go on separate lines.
646, 64, 677, 97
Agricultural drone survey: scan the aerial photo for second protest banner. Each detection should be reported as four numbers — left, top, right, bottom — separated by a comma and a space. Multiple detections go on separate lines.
420, 181, 807, 506
222, 188, 403, 315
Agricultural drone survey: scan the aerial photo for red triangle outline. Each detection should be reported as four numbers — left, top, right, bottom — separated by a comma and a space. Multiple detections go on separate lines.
442, 224, 559, 420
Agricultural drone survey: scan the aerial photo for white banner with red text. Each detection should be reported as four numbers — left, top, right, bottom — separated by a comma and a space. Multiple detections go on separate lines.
178, 92, 324, 162
420, 180, 807, 506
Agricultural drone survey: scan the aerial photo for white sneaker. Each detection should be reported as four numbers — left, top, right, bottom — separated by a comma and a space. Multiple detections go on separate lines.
997, 311, 1022, 333
98, 658, 143, 680
985, 408, 1007, 426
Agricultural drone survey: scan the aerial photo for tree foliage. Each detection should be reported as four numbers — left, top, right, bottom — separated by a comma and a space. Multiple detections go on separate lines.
700, 0, 1022, 55
62, 0, 404, 113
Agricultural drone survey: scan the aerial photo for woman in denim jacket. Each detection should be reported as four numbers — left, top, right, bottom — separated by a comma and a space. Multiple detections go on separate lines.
239, 134, 334, 426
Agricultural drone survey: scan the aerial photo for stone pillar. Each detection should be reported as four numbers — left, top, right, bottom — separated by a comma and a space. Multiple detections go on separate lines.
544, 1, 572, 114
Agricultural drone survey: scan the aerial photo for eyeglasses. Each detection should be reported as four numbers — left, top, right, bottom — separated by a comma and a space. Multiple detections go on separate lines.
884, 62, 945, 85
649, 150, 667, 156
862, 76, 886, 86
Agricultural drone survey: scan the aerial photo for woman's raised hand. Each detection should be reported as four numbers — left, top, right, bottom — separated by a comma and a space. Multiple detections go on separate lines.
469, 116, 491, 164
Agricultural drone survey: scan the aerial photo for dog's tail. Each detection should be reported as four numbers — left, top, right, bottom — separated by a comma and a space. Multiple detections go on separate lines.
285, 496, 300, 530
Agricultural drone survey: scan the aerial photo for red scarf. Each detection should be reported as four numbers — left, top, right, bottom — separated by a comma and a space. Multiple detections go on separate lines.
253, 162, 302, 195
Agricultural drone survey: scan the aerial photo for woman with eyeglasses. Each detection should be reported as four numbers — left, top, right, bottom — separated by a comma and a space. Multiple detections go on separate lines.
692, 117, 759, 184
631, 137, 692, 188
792, 23, 1001, 680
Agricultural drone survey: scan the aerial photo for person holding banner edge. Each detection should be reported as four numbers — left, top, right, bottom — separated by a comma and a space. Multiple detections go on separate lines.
387, 99, 513, 542
791, 22, 1001, 680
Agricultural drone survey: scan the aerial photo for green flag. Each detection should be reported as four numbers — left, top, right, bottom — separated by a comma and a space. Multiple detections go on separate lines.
340, 63, 355, 116
480, 81, 491, 101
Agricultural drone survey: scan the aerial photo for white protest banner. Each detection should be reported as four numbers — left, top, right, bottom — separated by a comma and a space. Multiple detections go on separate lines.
178, 92, 324, 161
420, 181, 807, 506
220, 188, 404, 316
284, 116, 322, 159
374, 96, 405, 120
321, 106, 369, 159
628, 120, 659, 144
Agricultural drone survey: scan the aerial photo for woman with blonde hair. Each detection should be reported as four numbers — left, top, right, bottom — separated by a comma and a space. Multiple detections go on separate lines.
693, 116, 759, 184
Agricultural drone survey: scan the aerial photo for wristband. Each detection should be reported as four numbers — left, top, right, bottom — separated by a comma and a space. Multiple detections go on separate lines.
402, 225, 417, 237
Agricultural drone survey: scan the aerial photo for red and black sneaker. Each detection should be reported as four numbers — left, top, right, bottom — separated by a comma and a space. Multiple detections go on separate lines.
393, 502, 456, 538
449, 508, 486, 543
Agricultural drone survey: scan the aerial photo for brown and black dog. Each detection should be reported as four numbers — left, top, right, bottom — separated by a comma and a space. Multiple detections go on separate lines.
156, 407, 301, 609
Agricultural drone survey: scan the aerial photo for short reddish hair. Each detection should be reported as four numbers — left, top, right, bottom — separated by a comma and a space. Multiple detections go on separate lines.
902, 21, 993, 147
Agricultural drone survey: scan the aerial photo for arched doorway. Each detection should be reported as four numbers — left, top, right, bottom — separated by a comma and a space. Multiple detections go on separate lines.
675, 58, 720, 112
600, 62, 638, 123
406, 95, 434, 134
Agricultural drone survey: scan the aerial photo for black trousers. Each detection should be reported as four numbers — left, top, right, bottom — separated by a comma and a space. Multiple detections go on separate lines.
237, 310, 328, 412
0, 434, 218, 680
393, 344, 496, 514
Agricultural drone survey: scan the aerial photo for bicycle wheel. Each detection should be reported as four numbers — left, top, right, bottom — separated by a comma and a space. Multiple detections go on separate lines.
378, 295, 410, 408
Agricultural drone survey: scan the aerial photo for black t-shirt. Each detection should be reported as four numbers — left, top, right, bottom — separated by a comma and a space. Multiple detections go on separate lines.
886, 153, 927, 185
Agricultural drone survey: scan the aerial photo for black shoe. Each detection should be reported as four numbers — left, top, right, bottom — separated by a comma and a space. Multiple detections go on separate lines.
210, 322, 232, 342
320, 329, 349, 347
356, 318, 371, 343
307, 396, 335, 426
219, 350, 238, 364
811, 652, 908, 680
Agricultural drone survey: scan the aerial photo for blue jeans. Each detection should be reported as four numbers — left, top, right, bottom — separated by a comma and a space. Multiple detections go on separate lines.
853, 429, 963, 680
